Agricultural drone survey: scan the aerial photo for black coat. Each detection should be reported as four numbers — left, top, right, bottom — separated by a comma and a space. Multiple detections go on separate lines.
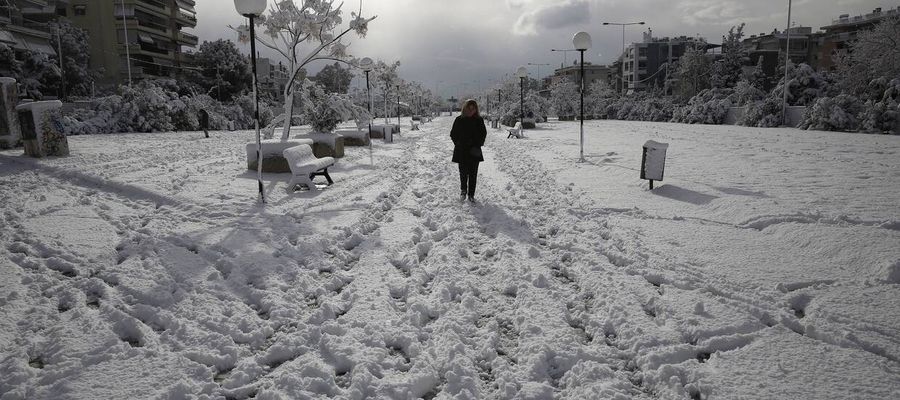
450, 115, 487, 163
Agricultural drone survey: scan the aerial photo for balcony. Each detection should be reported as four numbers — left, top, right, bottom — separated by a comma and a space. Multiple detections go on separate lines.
137, 0, 169, 14
177, 31, 198, 46
176, 10, 197, 28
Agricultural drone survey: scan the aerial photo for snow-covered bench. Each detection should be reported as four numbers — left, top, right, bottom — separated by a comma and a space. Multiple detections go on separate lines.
507, 122, 524, 139
284, 145, 335, 191
410, 120, 420, 131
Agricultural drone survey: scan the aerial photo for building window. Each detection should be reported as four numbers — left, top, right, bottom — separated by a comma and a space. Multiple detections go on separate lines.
74, 5, 87, 16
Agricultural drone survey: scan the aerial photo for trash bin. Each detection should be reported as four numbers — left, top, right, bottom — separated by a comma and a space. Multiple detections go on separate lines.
17, 100, 68, 158
641, 140, 668, 190
0, 77, 20, 149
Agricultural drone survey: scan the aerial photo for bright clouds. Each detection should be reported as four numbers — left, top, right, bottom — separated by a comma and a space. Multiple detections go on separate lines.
513, 0, 591, 36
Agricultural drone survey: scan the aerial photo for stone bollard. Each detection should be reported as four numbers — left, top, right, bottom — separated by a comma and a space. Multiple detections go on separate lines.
17, 100, 68, 158
0, 77, 21, 149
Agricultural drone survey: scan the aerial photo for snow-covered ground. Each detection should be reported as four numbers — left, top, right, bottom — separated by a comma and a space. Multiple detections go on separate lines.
1, 118, 898, 399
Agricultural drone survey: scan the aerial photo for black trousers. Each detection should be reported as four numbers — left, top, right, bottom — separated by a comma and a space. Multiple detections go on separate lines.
458, 161, 480, 196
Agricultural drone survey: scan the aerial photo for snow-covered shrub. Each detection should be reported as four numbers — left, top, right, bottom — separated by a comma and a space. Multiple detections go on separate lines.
739, 97, 783, 128
303, 84, 367, 133
671, 88, 733, 124
550, 81, 578, 118
859, 78, 900, 133
798, 94, 863, 131
773, 63, 834, 107
731, 81, 767, 107
614, 94, 676, 122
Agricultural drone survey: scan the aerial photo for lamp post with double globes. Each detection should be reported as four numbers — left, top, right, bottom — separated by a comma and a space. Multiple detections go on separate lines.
233, 0, 268, 203
359, 57, 374, 162
573, 31, 592, 163
516, 66, 528, 129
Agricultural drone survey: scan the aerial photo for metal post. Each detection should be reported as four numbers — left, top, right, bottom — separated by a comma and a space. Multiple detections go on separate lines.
249, 15, 265, 203
579, 49, 585, 162
365, 70, 372, 163
396, 85, 400, 133
56, 26, 65, 101
121, 0, 132, 86
519, 77, 525, 128
782, 0, 792, 127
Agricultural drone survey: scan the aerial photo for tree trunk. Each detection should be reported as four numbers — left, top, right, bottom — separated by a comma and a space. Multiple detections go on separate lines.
281, 91, 294, 141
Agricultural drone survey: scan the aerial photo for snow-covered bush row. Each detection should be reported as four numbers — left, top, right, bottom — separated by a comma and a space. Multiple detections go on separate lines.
671, 88, 733, 124
55, 80, 275, 135
799, 78, 900, 133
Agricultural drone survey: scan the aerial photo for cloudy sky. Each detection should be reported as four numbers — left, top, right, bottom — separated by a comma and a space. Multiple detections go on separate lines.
196, 0, 894, 97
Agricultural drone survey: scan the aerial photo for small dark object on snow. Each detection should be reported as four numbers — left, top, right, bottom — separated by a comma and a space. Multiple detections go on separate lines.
199, 109, 210, 138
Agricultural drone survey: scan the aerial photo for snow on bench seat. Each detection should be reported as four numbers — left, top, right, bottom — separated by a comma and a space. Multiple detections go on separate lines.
507, 122, 524, 139
284, 145, 335, 191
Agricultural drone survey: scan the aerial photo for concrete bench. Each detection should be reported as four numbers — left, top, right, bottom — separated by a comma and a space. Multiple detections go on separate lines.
507, 122, 524, 139
246, 139, 314, 173
284, 145, 335, 191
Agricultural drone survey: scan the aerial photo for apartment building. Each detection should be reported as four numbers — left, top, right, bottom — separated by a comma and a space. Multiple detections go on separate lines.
622, 33, 716, 95
64, 0, 198, 86
814, 7, 899, 71
256, 58, 289, 101
549, 63, 610, 88
0, 0, 68, 58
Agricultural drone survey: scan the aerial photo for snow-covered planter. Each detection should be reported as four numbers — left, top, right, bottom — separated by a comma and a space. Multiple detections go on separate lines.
246, 139, 314, 173
798, 94, 863, 132
293, 133, 345, 158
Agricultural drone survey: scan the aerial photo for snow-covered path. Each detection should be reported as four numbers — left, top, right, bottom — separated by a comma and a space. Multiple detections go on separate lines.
1, 119, 898, 399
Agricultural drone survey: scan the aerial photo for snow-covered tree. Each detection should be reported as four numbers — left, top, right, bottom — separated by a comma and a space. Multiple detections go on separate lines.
798, 94, 864, 131
242, 0, 376, 140
49, 20, 94, 98
710, 24, 747, 89
674, 41, 712, 100
312, 62, 353, 94
773, 62, 834, 107
372, 59, 400, 123
191, 39, 251, 101
745, 56, 770, 91
303, 82, 368, 132
836, 15, 900, 96
549, 81, 578, 119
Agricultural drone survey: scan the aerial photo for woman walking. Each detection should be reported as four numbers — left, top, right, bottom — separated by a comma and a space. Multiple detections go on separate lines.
451, 99, 487, 203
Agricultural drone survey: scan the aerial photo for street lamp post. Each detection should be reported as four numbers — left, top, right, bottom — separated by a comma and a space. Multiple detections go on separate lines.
396, 84, 401, 133
550, 49, 578, 66
516, 66, 528, 129
573, 32, 592, 163
360, 57, 374, 163
528, 63, 551, 80
233, 0, 267, 204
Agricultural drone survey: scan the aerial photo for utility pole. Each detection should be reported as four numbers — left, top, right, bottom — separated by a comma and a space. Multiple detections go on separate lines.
121, 0, 133, 86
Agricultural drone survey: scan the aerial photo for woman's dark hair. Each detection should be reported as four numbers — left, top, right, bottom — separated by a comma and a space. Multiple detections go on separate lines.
461, 99, 480, 117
